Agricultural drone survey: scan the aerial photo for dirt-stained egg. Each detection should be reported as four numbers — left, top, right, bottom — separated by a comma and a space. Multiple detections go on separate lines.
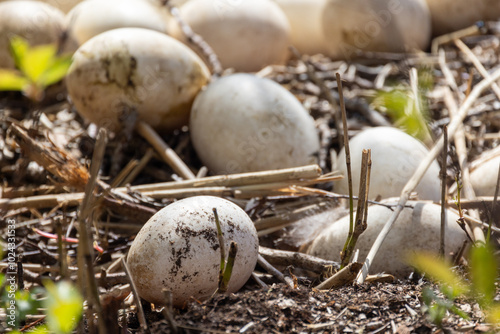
127, 196, 259, 307
65, 27, 210, 133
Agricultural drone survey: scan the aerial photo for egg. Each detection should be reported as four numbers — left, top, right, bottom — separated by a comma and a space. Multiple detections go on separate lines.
323, 0, 431, 59
169, 0, 291, 72
0, 0, 85, 13
306, 199, 466, 277
272, 0, 330, 55
425, 0, 500, 36
66, 27, 210, 133
189, 73, 320, 174
66, 0, 170, 45
335, 127, 441, 201
0, 0, 71, 68
127, 196, 259, 307
469, 151, 500, 197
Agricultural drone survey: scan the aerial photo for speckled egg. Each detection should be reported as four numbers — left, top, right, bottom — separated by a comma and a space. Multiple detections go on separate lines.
127, 196, 259, 307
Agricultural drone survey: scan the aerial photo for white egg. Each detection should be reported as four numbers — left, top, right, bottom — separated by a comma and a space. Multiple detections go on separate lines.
169, 0, 291, 72
0, 0, 72, 68
470, 152, 500, 197
189, 73, 320, 174
66, 0, 170, 45
272, 0, 330, 55
323, 0, 431, 59
127, 196, 259, 307
0, 0, 85, 13
425, 0, 500, 36
306, 199, 466, 277
66, 27, 210, 133
335, 127, 441, 202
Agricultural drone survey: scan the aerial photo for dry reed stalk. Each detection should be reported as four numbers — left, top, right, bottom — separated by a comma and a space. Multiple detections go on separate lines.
444, 88, 486, 244
135, 121, 195, 180
315, 262, 363, 290
0, 165, 325, 211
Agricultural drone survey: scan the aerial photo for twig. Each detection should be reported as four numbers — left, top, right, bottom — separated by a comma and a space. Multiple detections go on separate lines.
431, 23, 484, 55
290, 47, 342, 141
77, 128, 107, 334
440, 125, 448, 257
165, 3, 222, 77
337, 73, 355, 263
315, 262, 363, 290
121, 257, 150, 334
120, 148, 154, 186
356, 67, 500, 284
454, 38, 500, 101
0, 165, 327, 211
258, 246, 339, 274
341, 149, 371, 267
135, 121, 195, 180
445, 86, 485, 244
257, 254, 294, 288
161, 289, 178, 334
8, 124, 89, 189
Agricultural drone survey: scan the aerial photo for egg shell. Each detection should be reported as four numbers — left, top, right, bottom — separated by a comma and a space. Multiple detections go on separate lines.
425, 0, 500, 36
66, 0, 170, 45
0, 0, 70, 68
470, 153, 500, 197
66, 27, 210, 133
189, 73, 320, 174
169, 0, 291, 72
0, 0, 85, 13
323, 0, 431, 59
272, 0, 330, 55
127, 196, 258, 307
306, 200, 466, 277
335, 127, 441, 202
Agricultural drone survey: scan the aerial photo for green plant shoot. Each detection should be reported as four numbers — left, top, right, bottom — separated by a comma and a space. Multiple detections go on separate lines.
0, 36, 72, 101
42, 280, 83, 334
408, 243, 500, 328
372, 67, 433, 143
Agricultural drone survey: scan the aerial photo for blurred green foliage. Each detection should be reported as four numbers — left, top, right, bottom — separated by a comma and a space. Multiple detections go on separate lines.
372, 67, 434, 144
0, 36, 72, 101
408, 242, 500, 328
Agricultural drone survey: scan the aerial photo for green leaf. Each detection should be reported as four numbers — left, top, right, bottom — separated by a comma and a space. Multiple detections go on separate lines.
9, 36, 29, 70
0, 69, 29, 91
21, 44, 57, 83
407, 252, 469, 298
38, 54, 72, 87
43, 280, 83, 334
470, 243, 498, 307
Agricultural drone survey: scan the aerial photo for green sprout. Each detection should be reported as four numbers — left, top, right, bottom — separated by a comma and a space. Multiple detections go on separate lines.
372, 67, 433, 144
0, 36, 72, 101
408, 242, 500, 329
0, 276, 83, 333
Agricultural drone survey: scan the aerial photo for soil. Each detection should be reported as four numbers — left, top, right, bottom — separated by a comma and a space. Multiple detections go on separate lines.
1, 17, 500, 334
